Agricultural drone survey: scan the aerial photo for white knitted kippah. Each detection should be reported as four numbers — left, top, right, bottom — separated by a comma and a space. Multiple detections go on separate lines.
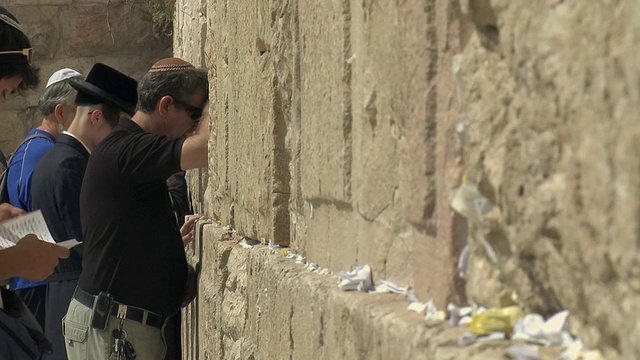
46, 68, 82, 88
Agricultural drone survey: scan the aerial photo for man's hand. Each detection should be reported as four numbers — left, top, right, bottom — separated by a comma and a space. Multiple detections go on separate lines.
181, 215, 201, 247
0, 203, 24, 222
9, 234, 70, 281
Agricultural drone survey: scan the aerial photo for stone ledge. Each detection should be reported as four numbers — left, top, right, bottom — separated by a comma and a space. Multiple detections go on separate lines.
184, 224, 564, 359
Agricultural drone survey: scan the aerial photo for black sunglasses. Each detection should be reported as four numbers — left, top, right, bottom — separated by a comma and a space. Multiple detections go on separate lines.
174, 100, 203, 123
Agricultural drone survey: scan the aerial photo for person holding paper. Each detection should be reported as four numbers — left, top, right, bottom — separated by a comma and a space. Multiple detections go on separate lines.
0, 7, 69, 282
31, 62, 138, 360
0, 7, 70, 359
0, 204, 68, 281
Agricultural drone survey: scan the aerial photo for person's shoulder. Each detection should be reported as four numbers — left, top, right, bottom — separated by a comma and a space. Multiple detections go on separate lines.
23, 134, 55, 156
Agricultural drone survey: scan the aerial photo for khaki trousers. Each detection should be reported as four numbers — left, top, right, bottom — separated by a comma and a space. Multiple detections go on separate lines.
63, 298, 166, 360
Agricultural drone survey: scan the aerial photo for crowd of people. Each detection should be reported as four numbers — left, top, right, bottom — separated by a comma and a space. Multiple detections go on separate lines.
0, 6, 208, 360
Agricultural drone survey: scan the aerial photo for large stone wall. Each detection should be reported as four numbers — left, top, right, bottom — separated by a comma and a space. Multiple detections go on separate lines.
0, 0, 171, 154
179, 0, 638, 359
179, 0, 464, 307
457, 1, 640, 358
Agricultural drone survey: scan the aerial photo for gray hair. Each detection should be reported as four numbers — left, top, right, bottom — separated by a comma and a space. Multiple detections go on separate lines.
137, 68, 208, 113
37, 75, 82, 116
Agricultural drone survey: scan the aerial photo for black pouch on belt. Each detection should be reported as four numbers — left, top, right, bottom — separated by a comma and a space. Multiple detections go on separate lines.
90, 292, 114, 331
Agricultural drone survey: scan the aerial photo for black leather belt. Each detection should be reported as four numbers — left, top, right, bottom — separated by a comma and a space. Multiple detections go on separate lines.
72, 287, 165, 329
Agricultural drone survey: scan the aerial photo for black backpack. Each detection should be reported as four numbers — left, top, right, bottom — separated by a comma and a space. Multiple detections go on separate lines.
0, 134, 51, 204
0, 288, 52, 359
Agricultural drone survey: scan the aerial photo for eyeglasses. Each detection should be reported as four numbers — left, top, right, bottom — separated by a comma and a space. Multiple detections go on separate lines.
0, 48, 33, 65
174, 100, 203, 123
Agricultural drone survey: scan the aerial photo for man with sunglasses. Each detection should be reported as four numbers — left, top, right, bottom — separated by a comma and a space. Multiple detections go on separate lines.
64, 57, 209, 359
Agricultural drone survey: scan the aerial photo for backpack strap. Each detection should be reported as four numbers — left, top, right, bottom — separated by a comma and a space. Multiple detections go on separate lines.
0, 133, 54, 205
0, 149, 7, 170
4, 133, 54, 169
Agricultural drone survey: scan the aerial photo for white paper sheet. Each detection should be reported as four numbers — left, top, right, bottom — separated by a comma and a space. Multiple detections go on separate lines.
0, 210, 80, 249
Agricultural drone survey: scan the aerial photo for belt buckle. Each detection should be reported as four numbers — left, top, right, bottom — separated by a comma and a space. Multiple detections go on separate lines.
116, 304, 128, 319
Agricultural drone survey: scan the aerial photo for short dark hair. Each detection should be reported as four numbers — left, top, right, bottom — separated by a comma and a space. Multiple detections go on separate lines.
137, 68, 208, 113
0, 6, 39, 91
101, 103, 121, 128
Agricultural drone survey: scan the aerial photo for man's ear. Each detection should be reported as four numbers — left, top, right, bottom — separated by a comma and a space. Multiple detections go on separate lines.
89, 109, 101, 126
158, 95, 173, 116
53, 103, 65, 124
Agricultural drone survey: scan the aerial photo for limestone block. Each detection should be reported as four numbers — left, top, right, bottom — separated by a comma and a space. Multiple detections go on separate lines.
36, 58, 95, 83
13, 0, 71, 4
73, 0, 144, 3
0, 109, 35, 155
60, 3, 166, 56
244, 248, 435, 360
4, 6, 61, 61
207, 0, 291, 245
93, 53, 171, 80
297, 0, 351, 202
183, 232, 569, 359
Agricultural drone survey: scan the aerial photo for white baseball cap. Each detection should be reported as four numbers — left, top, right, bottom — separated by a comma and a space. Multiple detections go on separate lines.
46, 68, 82, 88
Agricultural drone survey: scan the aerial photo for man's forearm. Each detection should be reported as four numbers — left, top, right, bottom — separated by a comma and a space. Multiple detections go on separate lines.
180, 104, 210, 170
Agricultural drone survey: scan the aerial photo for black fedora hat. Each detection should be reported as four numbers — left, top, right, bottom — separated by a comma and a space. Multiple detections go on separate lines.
70, 63, 138, 116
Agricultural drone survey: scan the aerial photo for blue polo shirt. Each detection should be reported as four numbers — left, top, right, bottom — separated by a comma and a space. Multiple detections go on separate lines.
7, 128, 55, 290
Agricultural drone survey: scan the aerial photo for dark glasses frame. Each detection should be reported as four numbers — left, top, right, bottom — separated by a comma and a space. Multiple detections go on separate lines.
0, 47, 33, 65
174, 99, 203, 123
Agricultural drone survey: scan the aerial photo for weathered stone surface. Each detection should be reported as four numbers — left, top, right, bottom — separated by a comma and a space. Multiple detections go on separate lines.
183, 225, 567, 360
187, 0, 291, 245
179, 0, 639, 358
60, 3, 168, 56
10, 0, 71, 5
455, 1, 640, 358
93, 53, 171, 80
4, 6, 61, 61
0, 109, 36, 153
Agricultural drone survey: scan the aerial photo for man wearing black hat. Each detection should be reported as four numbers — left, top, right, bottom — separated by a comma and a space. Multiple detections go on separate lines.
31, 63, 137, 360
63, 57, 209, 360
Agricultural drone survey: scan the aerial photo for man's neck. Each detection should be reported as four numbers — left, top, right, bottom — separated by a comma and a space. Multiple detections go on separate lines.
36, 118, 59, 138
66, 120, 95, 151
132, 111, 163, 134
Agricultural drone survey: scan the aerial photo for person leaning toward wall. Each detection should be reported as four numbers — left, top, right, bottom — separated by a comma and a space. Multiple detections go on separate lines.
65, 57, 208, 360
0, 5, 71, 359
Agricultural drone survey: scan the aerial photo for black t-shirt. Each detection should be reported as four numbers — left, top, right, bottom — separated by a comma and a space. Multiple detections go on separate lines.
78, 119, 186, 316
